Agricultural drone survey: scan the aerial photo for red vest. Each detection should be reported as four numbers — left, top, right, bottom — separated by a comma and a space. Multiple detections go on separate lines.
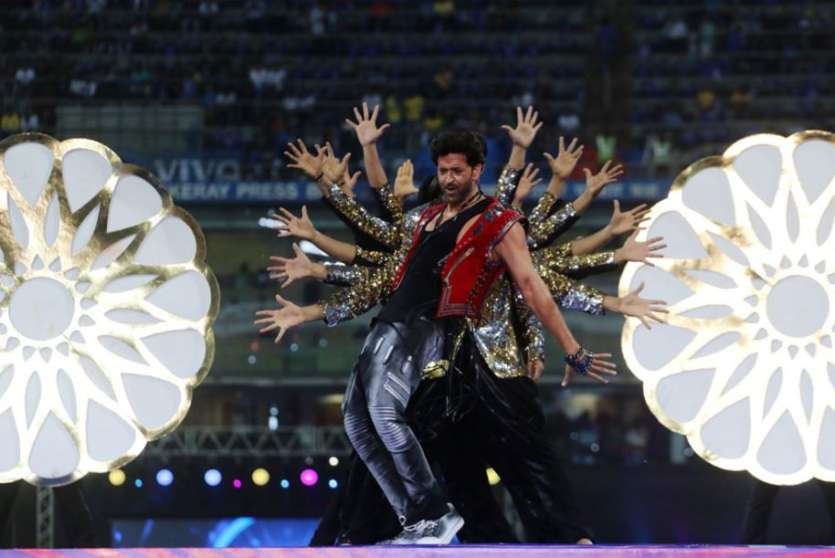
391, 197, 524, 320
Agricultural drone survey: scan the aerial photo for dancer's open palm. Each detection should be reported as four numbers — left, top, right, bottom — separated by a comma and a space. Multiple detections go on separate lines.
267, 243, 316, 288
273, 206, 316, 240
501, 105, 543, 148
254, 295, 306, 343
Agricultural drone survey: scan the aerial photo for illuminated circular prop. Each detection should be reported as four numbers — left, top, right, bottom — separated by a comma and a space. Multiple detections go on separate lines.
0, 133, 219, 486
620, 131, 835, 485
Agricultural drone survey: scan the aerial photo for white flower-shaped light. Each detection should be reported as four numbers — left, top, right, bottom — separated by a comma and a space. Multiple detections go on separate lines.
0, 133, 218, 486
620, 131, 835, 485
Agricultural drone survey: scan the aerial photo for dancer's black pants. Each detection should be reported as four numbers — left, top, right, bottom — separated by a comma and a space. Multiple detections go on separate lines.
341, 318, 448, 525
314, 328, 590, 544
430, 330, 591, 543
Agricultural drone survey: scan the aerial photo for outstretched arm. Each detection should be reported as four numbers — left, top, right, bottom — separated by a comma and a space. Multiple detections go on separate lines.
502, 105, 543, 170
523, 137, 584, 225
571, 160, 624, 215
254, 295, 324, 344
273, 206, 358, 264
345, 103, 404, 223
541, 136, 584, 202
320, 144, 403, 251
345, 102, 390, 189
495, 223, 616, 384
570, 201, 651, 256
535, 252, 667, 327
254, 260, 398, 342
496, 106, 543, 206
526, 158, 624, 249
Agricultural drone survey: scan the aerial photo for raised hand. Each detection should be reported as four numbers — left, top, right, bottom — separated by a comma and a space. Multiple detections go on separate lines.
500, 105, 543, 149
284, 139, 325, 179
615, 230, 666, 265
340, 165, 362, 198
267, 243, 316, 288
345, 102, 391, 147
618, 283, 668, 329
254, 294, 306, 344
561, 351, 617, 387
608, 201, 651, 235
394, 159, 418, 200
321, 142, 352, 185
512, 163, 542, 207
583, 160, 625, 195
543, 136, 584, 179
273, 206, 317, 241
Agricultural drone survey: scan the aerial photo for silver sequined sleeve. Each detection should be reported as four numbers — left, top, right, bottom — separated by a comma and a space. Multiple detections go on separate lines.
528, 202, 578, 249
558, 286, 605, 315
323, 261, 363, 286
321, 262, 396, 326
534, 253, 606, 316
494, 166, 523, 207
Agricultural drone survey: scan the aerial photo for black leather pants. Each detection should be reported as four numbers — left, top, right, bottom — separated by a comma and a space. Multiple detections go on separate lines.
342, 318, 448, 525
440, 330, 593, 543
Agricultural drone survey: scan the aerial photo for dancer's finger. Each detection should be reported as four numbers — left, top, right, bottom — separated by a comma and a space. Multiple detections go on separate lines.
588, 372, 610, 384
258, 323, 279, 334
274, 327, 287, 344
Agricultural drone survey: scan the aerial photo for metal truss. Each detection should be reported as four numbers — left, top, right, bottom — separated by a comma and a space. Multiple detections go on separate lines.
145, 426, 352, 458
35, 486, 54, 548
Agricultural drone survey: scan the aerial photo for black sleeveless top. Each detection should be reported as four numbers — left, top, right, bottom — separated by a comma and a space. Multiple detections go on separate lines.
378, 198, 490, 324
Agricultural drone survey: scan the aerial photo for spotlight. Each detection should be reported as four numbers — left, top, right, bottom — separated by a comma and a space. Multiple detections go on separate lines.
204, 469, 222, 487
252, 468, 270, 486
108, 469, 126, 486
328, 479, 338, 489
134, 479, 143, 488
486, 468, 501, 486
232, 479, 242, 489
280, 479, 290, 489
328, 456, 339, 467
300, 468, 318, 487
156, 469, 174, 487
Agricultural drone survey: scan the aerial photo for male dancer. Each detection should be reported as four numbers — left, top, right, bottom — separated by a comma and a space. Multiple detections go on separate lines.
256, 129, 615, 544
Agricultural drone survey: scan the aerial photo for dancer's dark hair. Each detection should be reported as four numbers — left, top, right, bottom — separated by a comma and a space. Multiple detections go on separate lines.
430, 130, 486, 167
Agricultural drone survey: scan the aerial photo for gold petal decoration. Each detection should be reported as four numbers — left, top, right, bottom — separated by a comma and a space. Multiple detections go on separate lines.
0, 133, 219, 486
620, 131, 835, 485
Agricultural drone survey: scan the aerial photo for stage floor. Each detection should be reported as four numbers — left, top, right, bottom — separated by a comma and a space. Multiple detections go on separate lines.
4, 547, 835, 557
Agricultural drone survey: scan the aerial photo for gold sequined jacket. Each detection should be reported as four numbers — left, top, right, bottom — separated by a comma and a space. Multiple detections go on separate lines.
324, 182, 404, 253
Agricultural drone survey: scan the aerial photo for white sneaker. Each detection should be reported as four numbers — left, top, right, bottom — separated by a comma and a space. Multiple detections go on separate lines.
384, 504, 464, 545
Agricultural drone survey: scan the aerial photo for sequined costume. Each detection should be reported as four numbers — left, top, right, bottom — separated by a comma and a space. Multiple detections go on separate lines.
313, 223, 603, 544
495, 166, 578, 249
324, 182, 403, 254
495, 165, 620, 270
311, 159, 629, 544
337, 194, 530, 539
